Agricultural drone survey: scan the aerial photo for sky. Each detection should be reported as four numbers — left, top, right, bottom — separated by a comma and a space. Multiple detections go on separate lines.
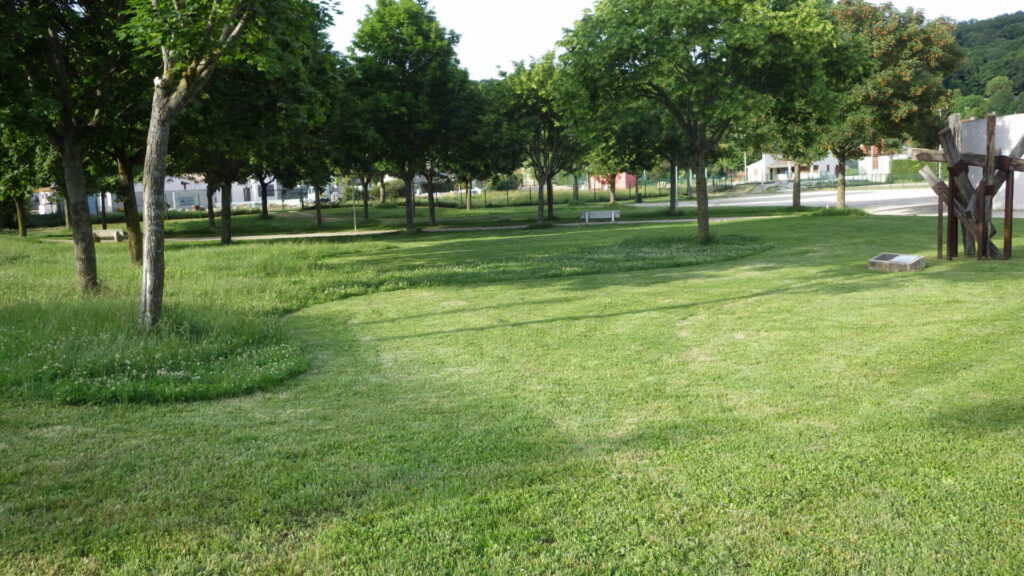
327, 1, 1020, 81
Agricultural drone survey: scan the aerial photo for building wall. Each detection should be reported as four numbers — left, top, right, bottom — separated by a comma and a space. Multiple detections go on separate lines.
961, 113, 1024, 211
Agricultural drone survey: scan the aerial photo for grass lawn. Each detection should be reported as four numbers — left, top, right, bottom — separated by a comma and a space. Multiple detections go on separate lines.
31, 199, 806, 240
3, 215, 1024, 574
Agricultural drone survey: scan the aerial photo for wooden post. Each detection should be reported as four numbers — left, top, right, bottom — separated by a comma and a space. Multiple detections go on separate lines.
978, 181, 987, 260
948, 170, 959, 260
1005, 157, 1015, 260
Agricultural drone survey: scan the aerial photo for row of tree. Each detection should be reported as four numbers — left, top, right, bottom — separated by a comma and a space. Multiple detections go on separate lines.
1, 0, 962, 330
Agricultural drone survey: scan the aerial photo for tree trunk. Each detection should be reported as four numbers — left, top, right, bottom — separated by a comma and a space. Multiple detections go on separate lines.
793, 163, 802, 209
686, 169, 692, 197
403, 169, 416, 232
115, 156, 143, 265
466, 180, 472, 211
535, 170, 546, 224
100, 193, 108, 230
206, 187, 216, 229
835, 151, 847, 210
572, 174, 579, 203
379, 176, 386, 205
362, 179, 371, 220
695, 154, 711, 243
609, 174, 617, 204
140, 97, 172, 329
260, 179, 270, 217
220, 181, 232, 245
427, 177, 436, 225
669, 160, 679, 215
59, 132, 99, 292
15, 197, 27, 237
315, 187, 323, 229
546, 176, 554, 219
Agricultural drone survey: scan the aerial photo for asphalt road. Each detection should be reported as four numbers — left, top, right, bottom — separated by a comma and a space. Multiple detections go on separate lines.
646, 185, 1024, 218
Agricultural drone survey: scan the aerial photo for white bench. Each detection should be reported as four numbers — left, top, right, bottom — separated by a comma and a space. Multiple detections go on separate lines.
580, 210, 621, 224
93, 229, 127, 243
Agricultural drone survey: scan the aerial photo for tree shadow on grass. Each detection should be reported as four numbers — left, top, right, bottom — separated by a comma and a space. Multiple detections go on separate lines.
924, 399, 1024, 434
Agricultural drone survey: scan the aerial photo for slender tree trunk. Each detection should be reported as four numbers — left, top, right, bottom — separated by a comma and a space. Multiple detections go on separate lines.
793, 163, 802, 209
535, 170, 546, 224
403, 169, 416, 232
260, 179, 270, 217
466, 180, 472, 211
547, 177, 555, 216
220, 181, 232, 245
835, 151, 847, 210
100, 193, 108, 230
609, 174, 617, 204
572, 174, 579, 203
116, 156, 143, 265
546, 176, 554, 219
15, 197, 27, 237
140, 97, 172, 329
59, 132, 99, 292
427, 177, 436, 225
206, 188, 216, 229
315, 186, 323, 229
686, 169, 692, 197
63, 201, 70, 229
379, 176, 386, 205
362, 180, 371, 220
669, 160, 679, 215
695, 154, 711, 243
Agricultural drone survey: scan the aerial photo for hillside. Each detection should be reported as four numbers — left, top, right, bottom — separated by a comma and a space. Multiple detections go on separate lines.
947, 11, 1024, 96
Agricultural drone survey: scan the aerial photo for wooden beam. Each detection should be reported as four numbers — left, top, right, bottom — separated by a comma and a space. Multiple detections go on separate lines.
910, 148, 1024, 172
921, 166, 1003, 258
1006, 156, 1015, 260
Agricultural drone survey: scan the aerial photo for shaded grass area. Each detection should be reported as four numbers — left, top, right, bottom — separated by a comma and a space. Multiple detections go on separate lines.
26, 201, 805, 239
5, 215, 1024, 573
0, 225, 766, 404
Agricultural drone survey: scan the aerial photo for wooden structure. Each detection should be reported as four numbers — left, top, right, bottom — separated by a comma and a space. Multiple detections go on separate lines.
911, 114, 1024, 261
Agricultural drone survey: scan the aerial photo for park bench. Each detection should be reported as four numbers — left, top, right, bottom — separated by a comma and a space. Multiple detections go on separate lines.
93, 229, 127, 243
580, 210, 621, 224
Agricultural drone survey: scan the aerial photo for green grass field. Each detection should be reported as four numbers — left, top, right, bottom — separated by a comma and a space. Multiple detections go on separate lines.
3, 214, 1024, 574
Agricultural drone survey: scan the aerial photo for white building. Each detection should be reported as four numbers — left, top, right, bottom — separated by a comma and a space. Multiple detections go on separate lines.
745, 153, 840, 182
961, 113, 1024, 211
857, 147, 909, 182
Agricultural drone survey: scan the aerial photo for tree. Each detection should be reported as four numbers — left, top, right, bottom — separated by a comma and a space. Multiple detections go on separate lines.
441, 80, 524, 212
0, 125, 59, 237
1, 1, 137, 290
821, 0, 960, 208
350, 0, 466, 232
127, 0, 332, 328
562, 0, 831, 242
504, 53, 580, 223
946, 12, 1024, 97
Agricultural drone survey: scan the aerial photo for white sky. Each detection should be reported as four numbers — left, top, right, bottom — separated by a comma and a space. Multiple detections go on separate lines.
327, 1, 1019, 81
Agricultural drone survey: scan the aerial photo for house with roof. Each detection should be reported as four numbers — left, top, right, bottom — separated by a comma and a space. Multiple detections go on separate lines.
745, 153, 840, 183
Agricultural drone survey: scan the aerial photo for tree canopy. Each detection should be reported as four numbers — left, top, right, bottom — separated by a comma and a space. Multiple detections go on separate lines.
562, 0, 833, 241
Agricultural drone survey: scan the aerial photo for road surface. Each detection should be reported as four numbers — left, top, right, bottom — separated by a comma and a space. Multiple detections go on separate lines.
646, 185, 1024, 218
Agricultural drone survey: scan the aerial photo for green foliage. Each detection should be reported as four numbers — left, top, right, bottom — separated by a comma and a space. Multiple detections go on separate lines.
808, 206, 868, 216
822, 1, 961, 158
947, 11, 1024, 96
488, 174, 522, 191
350, 0, 465, 176
501, 53, 582, 189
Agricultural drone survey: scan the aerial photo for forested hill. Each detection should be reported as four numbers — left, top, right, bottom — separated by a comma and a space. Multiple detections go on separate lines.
947, 11, 1024, 96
